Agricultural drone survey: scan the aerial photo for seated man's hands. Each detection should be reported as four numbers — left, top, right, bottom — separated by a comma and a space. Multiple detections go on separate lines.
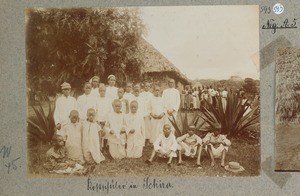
129, 129, 135, 134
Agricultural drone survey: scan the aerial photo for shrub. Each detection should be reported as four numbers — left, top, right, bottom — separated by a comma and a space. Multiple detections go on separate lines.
27, 101, 55, 147
199, 92, 260, 137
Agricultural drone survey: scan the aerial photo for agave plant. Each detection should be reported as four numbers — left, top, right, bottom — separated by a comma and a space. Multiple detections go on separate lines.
27, 101, 55, 146
199, 92, 260, 137
168, 111, 206, 138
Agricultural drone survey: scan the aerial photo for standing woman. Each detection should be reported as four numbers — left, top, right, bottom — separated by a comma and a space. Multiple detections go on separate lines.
90, 76, 100, 97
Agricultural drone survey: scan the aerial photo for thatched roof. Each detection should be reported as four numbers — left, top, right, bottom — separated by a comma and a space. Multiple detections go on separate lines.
136, 38, 190, 84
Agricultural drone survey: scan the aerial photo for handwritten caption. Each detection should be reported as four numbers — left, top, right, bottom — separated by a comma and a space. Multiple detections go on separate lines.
0, 145, 21, 174
87, 177, 174, 194
262, 18, 297, 34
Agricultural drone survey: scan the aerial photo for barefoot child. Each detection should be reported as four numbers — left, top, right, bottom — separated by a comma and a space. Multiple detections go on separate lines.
82, 108, 105, 164
104, 99, 127, 159
57, 110, 84, 164
145, 124, 178, 166
124, 100, 145, 158
177, 126, 203, 167
203, 125, 231, 167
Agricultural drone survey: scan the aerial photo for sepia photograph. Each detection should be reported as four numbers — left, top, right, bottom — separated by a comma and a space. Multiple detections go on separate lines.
275, 47, 300, 171
26, 6, 260, 177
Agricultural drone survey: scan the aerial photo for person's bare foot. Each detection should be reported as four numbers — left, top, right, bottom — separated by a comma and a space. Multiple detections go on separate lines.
167, 162, 172, 167
211, 161, 215, 167
177, 162, 183, 166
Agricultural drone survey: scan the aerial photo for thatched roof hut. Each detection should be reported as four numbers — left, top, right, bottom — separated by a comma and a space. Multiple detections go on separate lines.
136, 38, 191, 89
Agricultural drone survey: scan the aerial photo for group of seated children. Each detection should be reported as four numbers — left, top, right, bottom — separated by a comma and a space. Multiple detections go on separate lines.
145, 124, 231, 168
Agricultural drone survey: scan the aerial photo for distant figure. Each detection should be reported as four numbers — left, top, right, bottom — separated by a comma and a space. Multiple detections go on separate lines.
221, 88, 228, 112
90, 76, 100, 97
54, 82, 77, 130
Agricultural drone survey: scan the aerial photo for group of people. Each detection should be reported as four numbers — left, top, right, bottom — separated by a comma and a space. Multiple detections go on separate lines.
181, 86, 230, 110
46, 75, 232, 174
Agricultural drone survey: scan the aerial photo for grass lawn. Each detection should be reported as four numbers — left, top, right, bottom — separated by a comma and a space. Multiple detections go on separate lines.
27, 102, 260, 177
275, 124, 300, 171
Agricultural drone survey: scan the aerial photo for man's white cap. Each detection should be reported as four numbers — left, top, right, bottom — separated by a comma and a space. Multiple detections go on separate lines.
107, 75, 116, 80
61, 82, 71, 89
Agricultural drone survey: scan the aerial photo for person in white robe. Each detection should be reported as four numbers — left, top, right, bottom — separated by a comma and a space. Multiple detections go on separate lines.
106, 75, 118, 103
104, 99, 127, 159
203, 126, 231, 167
95, 85, 112, 125
162, 79, 180, 131
90, 76, 100, 97
149, 86, 165, 144
123, 82, 135, 104
124, 101, 145, 158
82, 108, 105, 164
57, 110, 84, 164
221, 88, 228, 112
117, 87, 129, 114
145, 124, 178, 166
177, 126, 203, 167
139, 82, 153, 142
131, 84, 146, 117
54, 82, 78, 130
77, 82, 97, 121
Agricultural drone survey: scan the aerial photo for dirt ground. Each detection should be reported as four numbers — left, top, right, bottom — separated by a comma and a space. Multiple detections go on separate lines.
275, 124, 300, 171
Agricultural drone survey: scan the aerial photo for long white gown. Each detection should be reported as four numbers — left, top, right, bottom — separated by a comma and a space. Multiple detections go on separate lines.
53, 95, 78, 126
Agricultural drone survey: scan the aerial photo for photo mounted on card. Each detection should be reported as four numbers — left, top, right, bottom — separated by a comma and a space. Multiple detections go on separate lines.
275, 47, 300, 171
26, 6, 260, 177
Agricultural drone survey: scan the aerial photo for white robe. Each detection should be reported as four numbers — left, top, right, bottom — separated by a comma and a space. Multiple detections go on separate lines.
53, 95, 77, 126
123, 92, 134, 104
139, 91, 153, 140
90, 87, 99, 98
221, 90, 228, 112
131, 95, 147, 117
57, 122, 84, 163
154, 133, 178, 158
82, 121, 105, 163
104, 112, 127, 159
149, 96, 166, 143
95, 96, 112, 123
106, 86, 118, 103
77, 93, 97, 120
162, 88, 180, 130
124, 113, 145, 158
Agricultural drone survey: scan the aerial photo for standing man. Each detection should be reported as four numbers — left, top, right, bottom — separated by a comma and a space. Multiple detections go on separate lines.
140, 82, 153, 144
106, 75, 118, 103
90, 76, 100, 97
54, 82, 77, 130
162, 79, 180, 131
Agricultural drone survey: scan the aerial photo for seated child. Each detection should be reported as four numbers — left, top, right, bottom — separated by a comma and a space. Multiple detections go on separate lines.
145, 124, 178, 166
45, 134, 75, 172
124, 100, 145, 158
57, 110, 84, 164
104, 99, 127, 159
203, 125, 231, 167
177, 126, 203, 168
82, 108, 105, 164
118, 87, 129, 114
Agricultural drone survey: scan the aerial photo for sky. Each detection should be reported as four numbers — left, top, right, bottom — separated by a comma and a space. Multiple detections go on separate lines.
140, 6, 259, 80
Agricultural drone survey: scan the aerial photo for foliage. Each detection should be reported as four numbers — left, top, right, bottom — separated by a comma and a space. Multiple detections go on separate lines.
27, 101, 55, 147
242, 78, 258, 94
26, 8, 146, 95
199, 92, 260, 137
168, 112, 206, 137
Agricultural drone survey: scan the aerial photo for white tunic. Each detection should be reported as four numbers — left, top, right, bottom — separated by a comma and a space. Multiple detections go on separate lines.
53, 95, 77, 125
132, 95, 147, 117
105, 112, 127, 144
140, 91, 153, 116
149, 96, 166, 143
106, 86, 118, 103
123, 92, 135, 104
154, 133, 178, 157
90, 87, 99, 98
77, 93, 97, 120
162, 88, 180, 114
95, 96, 112, 122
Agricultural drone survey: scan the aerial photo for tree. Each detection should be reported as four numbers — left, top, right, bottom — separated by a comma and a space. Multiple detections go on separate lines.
26, 8, 146, 97
242, 78, 258, 95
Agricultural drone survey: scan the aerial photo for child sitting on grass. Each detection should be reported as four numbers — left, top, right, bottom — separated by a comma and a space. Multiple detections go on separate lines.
203, 125, 231, 167
45, 134, 85, 174
145, 124, 178, 167
82, 108, 106, 164
177, 125, 203, 168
